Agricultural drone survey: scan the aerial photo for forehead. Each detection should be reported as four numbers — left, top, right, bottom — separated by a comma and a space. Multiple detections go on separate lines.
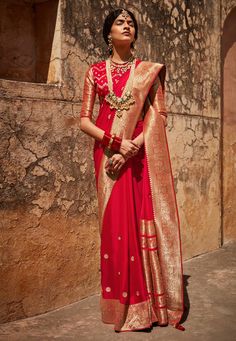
115, 13, 133, 21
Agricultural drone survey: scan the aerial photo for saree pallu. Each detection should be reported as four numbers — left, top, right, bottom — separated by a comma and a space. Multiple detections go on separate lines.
81, 59, 184, 332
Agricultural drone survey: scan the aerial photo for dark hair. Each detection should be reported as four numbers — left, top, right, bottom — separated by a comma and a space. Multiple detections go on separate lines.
103, 8, 138, 48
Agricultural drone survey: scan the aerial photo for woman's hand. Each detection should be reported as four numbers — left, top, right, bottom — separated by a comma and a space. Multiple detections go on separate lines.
119, 139, 140, 160
105, 154, 126, 176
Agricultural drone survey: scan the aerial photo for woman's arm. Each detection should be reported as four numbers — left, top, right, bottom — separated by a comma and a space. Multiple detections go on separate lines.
80, 66, 139, 158
81, 117, 139, 158
80, 117, 105, 140
79, 66, 105, 139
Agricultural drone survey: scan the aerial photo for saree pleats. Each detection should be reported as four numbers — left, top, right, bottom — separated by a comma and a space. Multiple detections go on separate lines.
99, 123, 161, 331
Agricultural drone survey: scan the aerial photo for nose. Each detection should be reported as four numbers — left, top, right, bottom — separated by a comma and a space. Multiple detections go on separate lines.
123, 22, 130, 31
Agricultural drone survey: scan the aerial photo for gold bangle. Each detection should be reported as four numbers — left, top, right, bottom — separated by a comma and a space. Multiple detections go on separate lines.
108, 134, 115, 149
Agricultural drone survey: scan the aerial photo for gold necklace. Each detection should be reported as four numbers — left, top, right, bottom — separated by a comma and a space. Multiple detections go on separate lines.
110, 55, 134, 66
110, 55, 134, 73
105, 58, 136, 118
111, 56, 133, 64
110, 63, 132, 76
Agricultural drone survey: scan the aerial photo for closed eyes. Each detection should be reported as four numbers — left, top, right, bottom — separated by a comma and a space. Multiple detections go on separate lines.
115, 19, 134, 27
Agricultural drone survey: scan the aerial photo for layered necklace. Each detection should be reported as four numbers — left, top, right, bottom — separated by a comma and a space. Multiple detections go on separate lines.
110, 55, 134, 76
105, 56, 136, 118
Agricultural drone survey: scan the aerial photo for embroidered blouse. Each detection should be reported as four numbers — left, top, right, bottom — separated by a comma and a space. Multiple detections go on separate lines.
80, 59, 167, 120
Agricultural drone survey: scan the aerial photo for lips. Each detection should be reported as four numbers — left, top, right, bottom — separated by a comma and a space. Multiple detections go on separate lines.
122, 32, 131, 35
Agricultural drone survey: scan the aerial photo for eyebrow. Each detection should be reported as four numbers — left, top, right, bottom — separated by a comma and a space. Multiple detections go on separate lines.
115, 18, 134, 23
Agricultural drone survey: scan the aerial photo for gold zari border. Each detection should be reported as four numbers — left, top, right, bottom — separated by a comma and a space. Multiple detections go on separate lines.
100, 218, 184, 331
100, 296, 158, 332
144, 94, 184, 324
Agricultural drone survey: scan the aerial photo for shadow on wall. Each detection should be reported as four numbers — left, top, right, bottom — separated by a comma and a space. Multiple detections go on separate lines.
221, 6, 236, 242
0, 0, 59, 83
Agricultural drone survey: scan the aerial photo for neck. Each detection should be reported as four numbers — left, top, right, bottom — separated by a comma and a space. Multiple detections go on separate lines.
111, 45, 133, 63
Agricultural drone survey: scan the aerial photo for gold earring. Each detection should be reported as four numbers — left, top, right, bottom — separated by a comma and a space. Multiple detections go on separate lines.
108, 34, 113, 55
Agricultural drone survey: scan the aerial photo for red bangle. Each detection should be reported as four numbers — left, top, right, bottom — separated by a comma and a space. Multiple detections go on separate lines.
101, 132, 111, 147
111, 136, 122, 151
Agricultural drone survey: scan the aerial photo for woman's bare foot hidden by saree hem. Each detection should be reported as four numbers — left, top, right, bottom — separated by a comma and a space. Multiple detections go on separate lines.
100, 297, 185, 333
113, 323, 185, 333
113, 322, 185, 333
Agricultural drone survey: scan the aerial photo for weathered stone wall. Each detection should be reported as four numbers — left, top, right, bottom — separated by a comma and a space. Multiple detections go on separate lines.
0, 82, 100, 322
0, 0, 235, 323
0, 0, 100, 323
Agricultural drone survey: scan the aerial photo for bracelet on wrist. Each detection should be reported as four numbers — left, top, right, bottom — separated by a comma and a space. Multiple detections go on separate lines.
108, 134, 115, 149
101, 131, 122, 152
111, 136, 122, 152
101, 132, 112, 147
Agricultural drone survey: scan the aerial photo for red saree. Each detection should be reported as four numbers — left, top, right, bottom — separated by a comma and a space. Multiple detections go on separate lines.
80, 59, 185, 332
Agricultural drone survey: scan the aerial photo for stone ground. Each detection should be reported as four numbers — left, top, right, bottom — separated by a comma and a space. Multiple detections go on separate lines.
0, 241, 236, 341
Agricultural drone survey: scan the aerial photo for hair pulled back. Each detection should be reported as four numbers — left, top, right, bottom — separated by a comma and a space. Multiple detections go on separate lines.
103, 8, 138, 48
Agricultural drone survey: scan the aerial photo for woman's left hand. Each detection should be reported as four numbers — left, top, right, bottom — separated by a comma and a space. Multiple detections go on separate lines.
105, 154, 126, 175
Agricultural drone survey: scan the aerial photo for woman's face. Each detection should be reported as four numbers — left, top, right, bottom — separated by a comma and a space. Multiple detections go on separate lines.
109, 13, 135, 46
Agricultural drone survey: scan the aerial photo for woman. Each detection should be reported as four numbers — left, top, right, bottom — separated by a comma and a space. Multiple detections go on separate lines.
80, 8, 185, 333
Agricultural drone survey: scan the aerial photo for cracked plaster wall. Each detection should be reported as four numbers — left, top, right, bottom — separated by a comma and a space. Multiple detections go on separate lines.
0, 0, 235, 323
0, 92, 100, 323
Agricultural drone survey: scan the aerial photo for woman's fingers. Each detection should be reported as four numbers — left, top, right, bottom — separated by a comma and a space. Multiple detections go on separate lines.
132, 146, 139, 153
113, 163, 121, 171
119, 139, 139, 158
128, 147, 139, 157
129, 144, 139, 153
105, 153, 127, 175
105, 160, 112, 170
131, 141, 139, 150
112, 163, 120, 171
108, 155, 125, 172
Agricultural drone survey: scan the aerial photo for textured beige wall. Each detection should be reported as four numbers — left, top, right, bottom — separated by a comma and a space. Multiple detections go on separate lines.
0, 0, 235, 323
0, 81, 100, 322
